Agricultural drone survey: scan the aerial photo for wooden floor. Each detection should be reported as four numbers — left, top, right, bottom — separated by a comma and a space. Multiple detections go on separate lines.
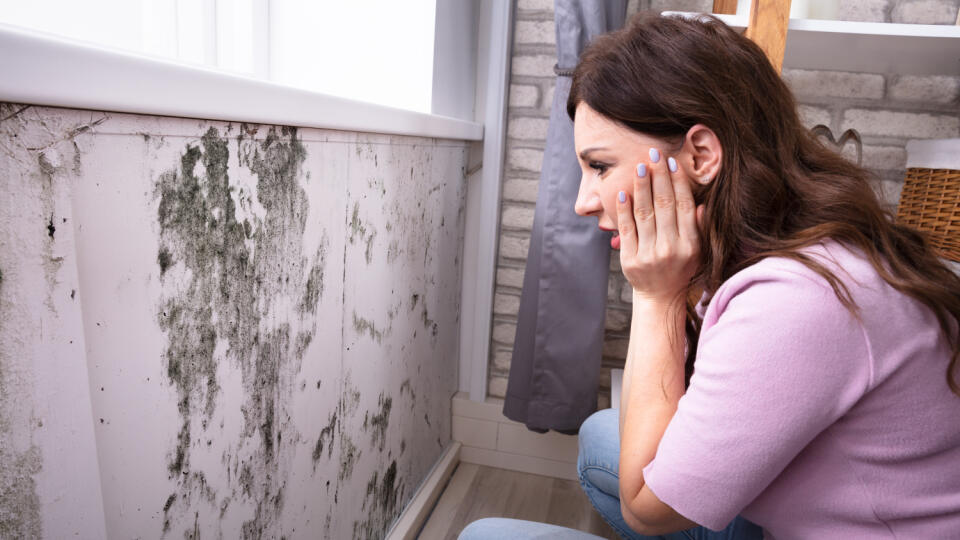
416, 463, 619, 540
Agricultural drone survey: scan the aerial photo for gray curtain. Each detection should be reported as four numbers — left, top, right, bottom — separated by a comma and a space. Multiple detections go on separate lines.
503, 0, 628, 434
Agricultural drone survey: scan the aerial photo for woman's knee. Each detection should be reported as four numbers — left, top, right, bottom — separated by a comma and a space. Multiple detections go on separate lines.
577, 408, 622, 497
578, 408, 620, 464
579, 408, 618, 445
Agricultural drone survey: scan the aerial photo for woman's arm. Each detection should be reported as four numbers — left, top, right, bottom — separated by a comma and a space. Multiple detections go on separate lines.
613, 150, 700, 533
618, 296, 692, 534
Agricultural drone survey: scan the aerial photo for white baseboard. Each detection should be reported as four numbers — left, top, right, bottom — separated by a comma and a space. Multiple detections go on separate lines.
450, 391, 580, 481
385, 442, 461, 540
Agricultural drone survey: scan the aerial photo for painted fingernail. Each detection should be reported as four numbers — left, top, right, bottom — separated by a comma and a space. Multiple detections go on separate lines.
637, 163, 647, 177
649, 148, 660, 163
618, 191, 626, 203
668, 156, 678, 172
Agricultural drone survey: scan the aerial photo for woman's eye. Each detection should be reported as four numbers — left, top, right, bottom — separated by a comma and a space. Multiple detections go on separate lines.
589, 162, 608, 175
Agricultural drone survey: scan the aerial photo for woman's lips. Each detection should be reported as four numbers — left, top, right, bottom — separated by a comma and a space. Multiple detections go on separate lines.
599, 226, 620, 250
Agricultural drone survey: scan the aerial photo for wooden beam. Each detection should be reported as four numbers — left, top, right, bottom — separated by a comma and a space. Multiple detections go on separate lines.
713, 0, 739, 14
744, 0, 792, 73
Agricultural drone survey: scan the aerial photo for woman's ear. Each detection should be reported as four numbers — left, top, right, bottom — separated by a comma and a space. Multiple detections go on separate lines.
683, 124, 722, 185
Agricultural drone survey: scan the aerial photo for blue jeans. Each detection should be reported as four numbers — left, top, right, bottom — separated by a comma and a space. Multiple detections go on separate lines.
459, 409, 764, 540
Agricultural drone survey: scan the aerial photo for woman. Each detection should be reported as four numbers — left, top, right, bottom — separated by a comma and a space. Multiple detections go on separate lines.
461, 12, 960, 540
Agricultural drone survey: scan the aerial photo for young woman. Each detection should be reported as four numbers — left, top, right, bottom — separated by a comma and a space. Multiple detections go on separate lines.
461, 12, 960, 540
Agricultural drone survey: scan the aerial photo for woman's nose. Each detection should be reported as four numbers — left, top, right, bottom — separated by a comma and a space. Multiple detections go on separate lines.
574, 186, 601, 216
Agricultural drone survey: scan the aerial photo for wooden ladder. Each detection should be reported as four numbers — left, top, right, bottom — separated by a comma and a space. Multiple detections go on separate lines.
714, 0, 792, 73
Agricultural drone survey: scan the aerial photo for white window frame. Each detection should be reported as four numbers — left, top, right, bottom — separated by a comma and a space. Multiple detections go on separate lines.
0, 2, 482, 140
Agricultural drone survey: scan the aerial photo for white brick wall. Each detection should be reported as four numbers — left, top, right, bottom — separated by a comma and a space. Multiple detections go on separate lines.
798, 105, 833, 129
841, 109, 959, 139
517, 0, 553, 11
501, 205, 536, 230
492, 322, 518, 346
512, 55, 556, 78
497, 266, 526, 289
503, 177, 540, 203
499, 234, 530, 260
783, 69, 885, 99
487, 0, 960, 400
889, 75, 960, 104
509, 84, 540, 108
890, 0, 960, 23
507, 117, 551, 141
838, 0, 890, 21
515, 20, 556, 46
506, 147, 545, 172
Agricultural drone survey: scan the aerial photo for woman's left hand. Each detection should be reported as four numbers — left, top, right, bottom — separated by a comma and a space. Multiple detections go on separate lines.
616, 148, 702, 307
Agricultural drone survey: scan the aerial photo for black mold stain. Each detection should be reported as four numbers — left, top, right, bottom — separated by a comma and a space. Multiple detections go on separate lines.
352, 460, 404, 540
363, 392, 392, 452
157, 247, 173, 276
312, 411, 337, 467
352, 312, 383, 343
299, 238, 328, 314
0, 446, 42, 539
46, 214, 55, 238
155, 125, 319, 537
348, 202, 377, 264
399, 379, 416, 405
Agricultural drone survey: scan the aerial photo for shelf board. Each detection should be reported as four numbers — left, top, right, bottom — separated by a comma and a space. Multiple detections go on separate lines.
664, 12, 960, 76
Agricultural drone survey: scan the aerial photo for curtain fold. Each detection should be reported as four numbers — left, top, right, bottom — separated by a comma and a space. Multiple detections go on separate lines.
503, 0, 628, 433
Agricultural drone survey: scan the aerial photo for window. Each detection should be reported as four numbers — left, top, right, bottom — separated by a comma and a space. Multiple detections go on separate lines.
0, 0, 438, 113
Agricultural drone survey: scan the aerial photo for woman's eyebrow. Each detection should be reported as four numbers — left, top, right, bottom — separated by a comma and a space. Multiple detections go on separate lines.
578, 146, 609, 160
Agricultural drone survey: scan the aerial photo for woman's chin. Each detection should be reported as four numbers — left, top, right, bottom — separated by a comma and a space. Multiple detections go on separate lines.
611, 234, 620, 250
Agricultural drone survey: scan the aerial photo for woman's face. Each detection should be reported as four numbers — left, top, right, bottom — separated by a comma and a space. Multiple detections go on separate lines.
572, 102, 682, 249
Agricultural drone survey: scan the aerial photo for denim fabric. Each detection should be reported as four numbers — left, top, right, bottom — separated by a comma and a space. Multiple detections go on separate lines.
456, 409, 764, 540
459, 517, 609, 539
577, 408, 764, 540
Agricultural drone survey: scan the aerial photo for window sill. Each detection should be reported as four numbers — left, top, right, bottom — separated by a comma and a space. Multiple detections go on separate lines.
0, 23, 483, 141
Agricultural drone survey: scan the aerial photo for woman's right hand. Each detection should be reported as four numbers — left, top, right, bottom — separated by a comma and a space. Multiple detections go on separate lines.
615, 148, 703, 307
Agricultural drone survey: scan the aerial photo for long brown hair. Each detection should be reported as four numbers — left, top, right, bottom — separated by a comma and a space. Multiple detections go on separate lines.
567, 12, 960, 395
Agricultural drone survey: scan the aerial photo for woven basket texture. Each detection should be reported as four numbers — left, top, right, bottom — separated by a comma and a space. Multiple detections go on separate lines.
897, 168, 960, 262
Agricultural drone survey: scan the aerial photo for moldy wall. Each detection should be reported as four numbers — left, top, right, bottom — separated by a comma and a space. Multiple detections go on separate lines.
0, 103, 469, 539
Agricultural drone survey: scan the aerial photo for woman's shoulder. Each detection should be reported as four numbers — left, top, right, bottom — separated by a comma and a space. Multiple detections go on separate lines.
704, 240, 887, 319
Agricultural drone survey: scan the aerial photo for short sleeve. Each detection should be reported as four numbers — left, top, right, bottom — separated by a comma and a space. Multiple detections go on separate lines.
641, 266, 872, 531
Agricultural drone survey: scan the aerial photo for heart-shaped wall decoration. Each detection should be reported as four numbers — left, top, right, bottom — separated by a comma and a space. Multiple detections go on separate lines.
811, 125, 863, 166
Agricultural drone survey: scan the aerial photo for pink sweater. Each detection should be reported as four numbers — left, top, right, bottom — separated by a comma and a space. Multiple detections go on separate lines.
642, 241, 960, 538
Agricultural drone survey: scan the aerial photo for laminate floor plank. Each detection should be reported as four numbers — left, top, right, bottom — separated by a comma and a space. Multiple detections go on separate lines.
418, 464, 619, 540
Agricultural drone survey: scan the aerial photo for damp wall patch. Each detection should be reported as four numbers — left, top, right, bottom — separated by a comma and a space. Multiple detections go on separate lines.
0, 105, 468, 539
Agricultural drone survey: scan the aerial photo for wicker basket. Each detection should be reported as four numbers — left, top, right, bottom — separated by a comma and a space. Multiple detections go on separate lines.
896, 139, 960, 262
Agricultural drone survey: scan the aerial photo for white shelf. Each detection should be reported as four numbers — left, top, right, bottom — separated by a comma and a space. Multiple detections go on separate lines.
665, 12, 960, 76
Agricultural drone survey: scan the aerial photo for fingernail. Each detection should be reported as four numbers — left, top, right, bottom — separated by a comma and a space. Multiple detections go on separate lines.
636, 163, 647, 177
668, 156, 678, 172
649, 148, 660, 163
618, 191, 626, 203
